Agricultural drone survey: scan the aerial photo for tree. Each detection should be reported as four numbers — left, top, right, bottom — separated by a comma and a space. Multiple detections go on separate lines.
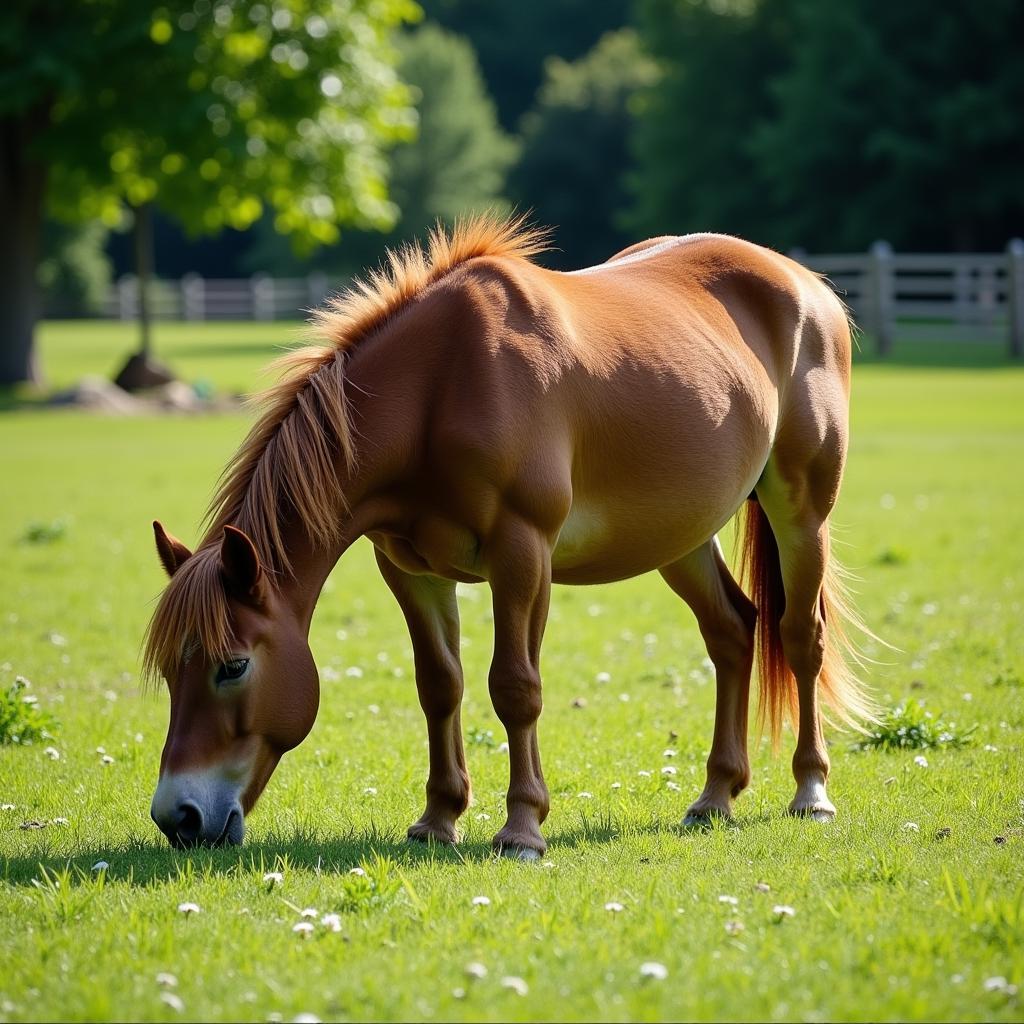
628, 0, 1024, 253
626, 0, 798, 247
750, 0, 1024, 251
418, 0, 632, 129
0, 0, 418, 386
244, 23, 516, 279
510, 30, 658, 269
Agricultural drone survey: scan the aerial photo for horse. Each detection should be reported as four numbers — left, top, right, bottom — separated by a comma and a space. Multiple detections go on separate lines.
144, 214, 873, 856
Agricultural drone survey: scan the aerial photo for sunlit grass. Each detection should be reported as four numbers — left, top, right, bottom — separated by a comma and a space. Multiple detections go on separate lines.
0, 324, 1021, 1021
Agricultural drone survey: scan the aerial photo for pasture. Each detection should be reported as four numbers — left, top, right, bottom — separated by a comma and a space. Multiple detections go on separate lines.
1, 321, 1022, 1022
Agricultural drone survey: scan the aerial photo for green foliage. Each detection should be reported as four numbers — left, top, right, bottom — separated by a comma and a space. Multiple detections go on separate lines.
510, 30, 658, 269
419, 0, 632, 128
630, 0, 1024, 250
37, 222, 112, 317
247, 23, 515, 276
0, 0, 420, 247
853, 699, 976, 752
0, 676, 57, 746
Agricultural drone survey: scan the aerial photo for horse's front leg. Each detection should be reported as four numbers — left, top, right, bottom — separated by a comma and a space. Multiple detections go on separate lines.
374, 548, 470, 843
486, 517, 552, 859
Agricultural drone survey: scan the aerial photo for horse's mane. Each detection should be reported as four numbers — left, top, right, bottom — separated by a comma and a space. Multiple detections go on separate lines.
141, 212, 548, 684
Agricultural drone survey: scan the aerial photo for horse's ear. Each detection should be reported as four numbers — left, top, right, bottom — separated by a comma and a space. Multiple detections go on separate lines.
153, 521, 192, 577
220, 525, 264, 602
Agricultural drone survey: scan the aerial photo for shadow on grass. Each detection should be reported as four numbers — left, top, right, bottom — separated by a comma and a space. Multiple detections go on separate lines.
1, 809, 780, 888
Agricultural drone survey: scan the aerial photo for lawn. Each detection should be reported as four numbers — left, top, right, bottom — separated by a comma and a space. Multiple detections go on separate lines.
1, 321, 1022, 1023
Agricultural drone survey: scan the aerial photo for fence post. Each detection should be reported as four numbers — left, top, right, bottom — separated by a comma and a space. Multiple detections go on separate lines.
868, 240, 894, 356
1007, 239, 1024, 359
181, 273, 204, 321
251, 274, 275, 321
117, 275, 136, 321
307, 272, 329, 308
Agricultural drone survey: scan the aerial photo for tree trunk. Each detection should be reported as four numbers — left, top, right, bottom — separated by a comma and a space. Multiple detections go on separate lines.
133, 201, 153, 356
0, 113, 47, 386
113, 201, 175, 391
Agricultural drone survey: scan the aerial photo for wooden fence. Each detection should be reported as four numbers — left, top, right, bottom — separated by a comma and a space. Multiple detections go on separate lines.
76, 241, 1024, 356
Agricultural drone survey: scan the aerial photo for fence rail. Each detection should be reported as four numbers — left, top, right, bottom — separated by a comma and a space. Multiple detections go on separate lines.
54, 240, 1024, 356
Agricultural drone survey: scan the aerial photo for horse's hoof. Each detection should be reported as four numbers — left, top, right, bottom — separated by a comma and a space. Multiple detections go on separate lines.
407, 820, 458, 844
681, 805, 730, 829
788, 804, 836, 823
498, 845, 542, 862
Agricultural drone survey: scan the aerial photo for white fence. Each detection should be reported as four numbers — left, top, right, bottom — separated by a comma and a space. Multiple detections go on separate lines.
78, 241, 1024, 356
796, 240, 1024, 355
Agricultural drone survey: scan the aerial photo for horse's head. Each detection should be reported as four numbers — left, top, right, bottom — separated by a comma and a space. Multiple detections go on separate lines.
145, 521, 319, 847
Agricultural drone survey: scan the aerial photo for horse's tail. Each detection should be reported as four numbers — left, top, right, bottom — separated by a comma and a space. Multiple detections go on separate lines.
737, 498, 875, 744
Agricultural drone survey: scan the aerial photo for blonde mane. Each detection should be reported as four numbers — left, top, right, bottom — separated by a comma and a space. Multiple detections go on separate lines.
142, 212, 548, 684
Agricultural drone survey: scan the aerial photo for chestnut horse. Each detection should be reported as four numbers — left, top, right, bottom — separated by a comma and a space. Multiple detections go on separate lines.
144, 215, 872, 855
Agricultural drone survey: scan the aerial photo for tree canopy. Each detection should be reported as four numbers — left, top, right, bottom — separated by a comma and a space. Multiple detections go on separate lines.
628, 0, 1024, 252
0, 0, 419, 382
510, 30, 658, 269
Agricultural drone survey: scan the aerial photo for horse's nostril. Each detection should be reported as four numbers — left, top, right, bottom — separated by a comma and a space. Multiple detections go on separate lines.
175, 801, 204, 845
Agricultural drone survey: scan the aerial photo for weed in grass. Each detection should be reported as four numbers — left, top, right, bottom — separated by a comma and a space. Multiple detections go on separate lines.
20, 517, 69, 544
852, 698, 976, 751
0, 676, 58, 745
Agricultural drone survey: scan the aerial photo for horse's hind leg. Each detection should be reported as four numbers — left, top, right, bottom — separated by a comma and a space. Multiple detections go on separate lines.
375, 548, 470, 843
660, 539, 757, 823
756, 447, 846, 820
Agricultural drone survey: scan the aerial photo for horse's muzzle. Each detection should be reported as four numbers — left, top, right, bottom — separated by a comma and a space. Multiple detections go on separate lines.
151, 771, 246, 848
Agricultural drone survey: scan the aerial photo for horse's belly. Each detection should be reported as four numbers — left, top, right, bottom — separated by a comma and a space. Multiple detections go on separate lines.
550, 496, 720, 584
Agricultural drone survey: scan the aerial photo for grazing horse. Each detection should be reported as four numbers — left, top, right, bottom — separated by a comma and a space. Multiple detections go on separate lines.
144, 215, 872, 855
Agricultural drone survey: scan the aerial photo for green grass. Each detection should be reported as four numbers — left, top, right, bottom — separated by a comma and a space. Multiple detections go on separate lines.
1, 321, 1022, 1022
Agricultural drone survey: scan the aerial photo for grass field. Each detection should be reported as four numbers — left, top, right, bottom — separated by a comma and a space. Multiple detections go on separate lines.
2, 321, 1022, 1022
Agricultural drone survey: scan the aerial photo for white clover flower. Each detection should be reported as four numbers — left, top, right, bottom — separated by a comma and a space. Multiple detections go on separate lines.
465, 962, 488, 980
52, 817, 68, 825
300, 908, 318, 919
263, 871, 283, 885
663, 749, 677, 758
903, 822, 920, 832
610, 782, 622, 790
44, 747, 60, 760
500, 976, 529, 996
156, 972, 178, 988
773, 905, 796, 919
101, 754, 115, 765
983, 976, 1012, 993
718, 895, 739, 906
292, 921, 314, 936
177, 902, 200, 916
321, 913, 342, 933
914, 755, 929, 768
577, 791, 593, 799
604, 901, 625, 913
666, 781, 682, 792
725, 919, 745, 935
92, 861, 109, 872
348, 867, 366, 877
637, 770, 652, 778
160, 992, 184, 1012
596, 671, 611, 683
755, 882, 771, 893
1, 803, 16, 811
345, 666, 363, 678
475, 812, 491, 821
640, 962, 668, 980
661, 766, 677, 776
471, 895, 491, 907
367, 704, 380, 715
363, 787, 377, 796
293, 1015, 322, 1024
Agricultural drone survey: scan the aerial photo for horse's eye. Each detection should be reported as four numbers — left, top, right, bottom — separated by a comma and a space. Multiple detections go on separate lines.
215, 658, 250, 686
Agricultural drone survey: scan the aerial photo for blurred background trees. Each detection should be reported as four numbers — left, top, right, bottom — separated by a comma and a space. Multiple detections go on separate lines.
4, 0, 1024, 384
